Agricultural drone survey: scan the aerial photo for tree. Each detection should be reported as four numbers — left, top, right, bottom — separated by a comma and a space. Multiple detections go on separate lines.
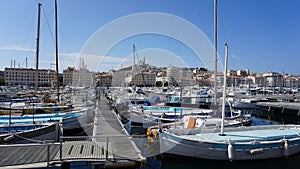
156, 81, 162, 87
0, 78, 5, 86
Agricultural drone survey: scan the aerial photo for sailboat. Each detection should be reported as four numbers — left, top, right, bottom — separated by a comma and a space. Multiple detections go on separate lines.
159, 43, 300, 161
0, 1, 65, 144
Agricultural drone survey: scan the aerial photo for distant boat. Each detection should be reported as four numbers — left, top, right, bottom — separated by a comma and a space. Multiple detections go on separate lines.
130, 104, 249, 129
0, 101, 72, 115
232, 98, 262, 109
130, 105, 213, 126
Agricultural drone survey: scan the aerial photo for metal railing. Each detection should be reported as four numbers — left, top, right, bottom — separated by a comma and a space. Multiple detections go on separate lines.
0, 135, 147, 167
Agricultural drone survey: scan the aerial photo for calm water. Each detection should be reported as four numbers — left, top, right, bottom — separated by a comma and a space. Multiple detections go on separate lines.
159, 155, 300, 169
132, 108, 300, 169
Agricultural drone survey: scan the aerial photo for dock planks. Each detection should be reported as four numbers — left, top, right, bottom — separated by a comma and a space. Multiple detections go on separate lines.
0, 144, 59, 167
92, 94, 143, 161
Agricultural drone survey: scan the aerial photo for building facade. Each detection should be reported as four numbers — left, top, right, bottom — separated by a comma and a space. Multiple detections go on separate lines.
262, 72, 283, 87
128, 72, 156, 87
96, 73, 112, 87
112, 70, 127, 87
167, 65, 194, 86
63, 67, 75, 86
4, 68, 55, 86
63, 67, 94, 87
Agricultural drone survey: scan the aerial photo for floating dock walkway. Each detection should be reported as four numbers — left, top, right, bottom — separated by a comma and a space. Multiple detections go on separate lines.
256, 102, 300, 111
0, 93, 145, 168
256, 101, 300, 124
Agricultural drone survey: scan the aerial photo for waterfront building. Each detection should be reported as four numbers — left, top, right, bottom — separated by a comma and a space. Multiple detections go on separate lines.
284, 74, 300, 88
63, 66, 95, 87
262, 72, 283, 87
227, 75, 242, 87
210, 72, 224, 88
128, 72, 156, 87
112, 69, 129, 87
227, 70, 237, 76
112, 57, 154, 87
237, 69, 250, 77
4, 67, 55, 86
167, 65, 194, 86
167, 65, 180, 85
194, 68, 210, 86
96, 73, 112, 87
63, 67, 75, 86
252, 73, 265, 87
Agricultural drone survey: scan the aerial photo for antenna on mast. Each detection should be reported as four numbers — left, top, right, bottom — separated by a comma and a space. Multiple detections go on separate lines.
133, 44, 136, 66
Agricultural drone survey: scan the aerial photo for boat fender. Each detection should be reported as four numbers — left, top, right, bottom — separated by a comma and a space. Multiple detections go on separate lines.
147, 129, 157, 143
146, 127, 158, 137
227, 142, 234, 162
146, 127, 151, 136
249, 148, 264, 155
283, 140, 289, 158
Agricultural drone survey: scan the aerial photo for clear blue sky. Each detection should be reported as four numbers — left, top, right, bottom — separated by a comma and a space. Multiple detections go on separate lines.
0, 0, 299, 74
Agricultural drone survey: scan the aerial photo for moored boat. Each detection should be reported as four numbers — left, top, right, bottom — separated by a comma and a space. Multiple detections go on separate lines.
160, 124, 300, 161
0, 122, 60, 144
158, 43, 300, 161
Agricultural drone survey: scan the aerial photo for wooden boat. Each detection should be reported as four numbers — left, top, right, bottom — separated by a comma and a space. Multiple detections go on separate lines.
159, 44, 300, 161
0, 122, 60, 144
160, 124, 300, 161
130, 105, 214, 126
0, 108, 87, 132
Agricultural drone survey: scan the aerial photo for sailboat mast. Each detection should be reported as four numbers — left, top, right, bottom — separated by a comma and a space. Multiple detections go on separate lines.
35, 3, 41, 94
213, 0, 218, 113
133, 44, 136, 66
220, 43, 228, 136
55, 0, 59, 102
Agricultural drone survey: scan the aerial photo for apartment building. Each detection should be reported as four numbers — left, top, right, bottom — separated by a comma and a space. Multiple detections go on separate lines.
4, 68, 55, 86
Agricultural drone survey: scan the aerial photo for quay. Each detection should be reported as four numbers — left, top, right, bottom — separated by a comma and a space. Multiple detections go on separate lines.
256, 102, 300, 115
0, 93, 145, 168
256, 101, 300, 124
236, 94, 300, 101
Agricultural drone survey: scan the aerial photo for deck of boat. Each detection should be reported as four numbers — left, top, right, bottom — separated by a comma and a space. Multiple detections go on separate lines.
195, 127, 300, 142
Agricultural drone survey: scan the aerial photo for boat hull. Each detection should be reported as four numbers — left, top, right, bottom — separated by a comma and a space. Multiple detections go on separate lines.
0, 123, 60, 144
160, 125, 300, 161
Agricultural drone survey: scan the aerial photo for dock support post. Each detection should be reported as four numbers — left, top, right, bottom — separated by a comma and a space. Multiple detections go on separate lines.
60, 138, 62, 161
106, 137, 109, 160
281, 107, 285, 113
9, 103, 12, 132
